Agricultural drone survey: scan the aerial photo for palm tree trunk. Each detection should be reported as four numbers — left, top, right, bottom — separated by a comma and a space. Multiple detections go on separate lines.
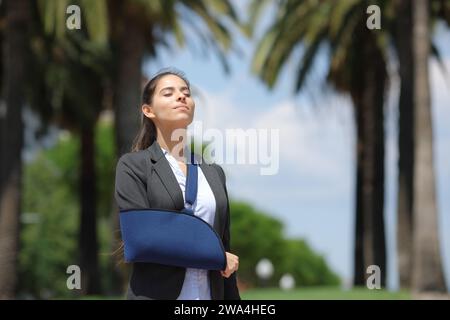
111, 7, 146, 293
353, 27, 387, 287
113, 11, 145, 156
394, 0, 415, 290
353, 146, 365, 285
411, 0, 447, 293
0, 0, 30, 299
79, 123, 101, 295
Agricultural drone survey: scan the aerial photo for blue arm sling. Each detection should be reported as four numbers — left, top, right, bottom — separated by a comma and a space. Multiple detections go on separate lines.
119, 154, 227, 271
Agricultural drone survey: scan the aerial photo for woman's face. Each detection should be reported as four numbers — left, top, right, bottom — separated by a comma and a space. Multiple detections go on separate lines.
142, 74, 195, 128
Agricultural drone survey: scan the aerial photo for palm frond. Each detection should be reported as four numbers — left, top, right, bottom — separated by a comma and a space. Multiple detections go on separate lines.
329, 4, 362, 76
206, 0, 239, 22
80, 0, 109, 45
246, 0, 273, 37
38, 0, 108, 46
295, 29, 327, 91
181, 0, 232, 52
431, 40, 448, 76
329, 0, 359, 38
257, 0, 328, 87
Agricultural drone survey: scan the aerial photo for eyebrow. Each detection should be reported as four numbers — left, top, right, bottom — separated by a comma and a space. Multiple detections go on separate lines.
159, 86, 190, 93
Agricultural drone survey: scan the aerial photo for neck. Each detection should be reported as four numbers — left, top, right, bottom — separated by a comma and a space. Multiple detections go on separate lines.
156, 123, 188, 161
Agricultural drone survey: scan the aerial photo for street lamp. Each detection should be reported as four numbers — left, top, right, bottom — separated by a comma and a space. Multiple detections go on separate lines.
255, 258, 274, 288
279, 273, 295, 291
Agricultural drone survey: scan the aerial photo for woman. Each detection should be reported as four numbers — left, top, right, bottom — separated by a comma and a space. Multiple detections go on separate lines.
114, 69, 240, 300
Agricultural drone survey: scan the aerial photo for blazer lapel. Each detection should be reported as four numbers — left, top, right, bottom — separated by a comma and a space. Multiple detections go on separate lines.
147, 141, 185, 210
199, 162, 227, 236
147, 141, 227, 236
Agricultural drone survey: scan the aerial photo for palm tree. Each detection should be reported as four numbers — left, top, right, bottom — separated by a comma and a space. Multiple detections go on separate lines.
393, 0, 450, 289
31, 0, 110, 295
411, 0, 447, 293
393, 0, 415, 290
247, 0, 388, 286
0, 0, 31, 299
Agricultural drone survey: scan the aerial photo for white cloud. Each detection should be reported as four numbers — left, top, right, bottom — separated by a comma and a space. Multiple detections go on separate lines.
253, 99, 354, 178
191, 86, 355, 197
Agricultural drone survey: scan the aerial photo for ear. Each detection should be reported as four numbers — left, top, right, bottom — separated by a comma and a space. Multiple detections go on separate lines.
142, 104, 155, 119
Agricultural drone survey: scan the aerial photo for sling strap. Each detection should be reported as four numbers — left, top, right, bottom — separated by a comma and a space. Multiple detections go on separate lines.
183, 152, 197, 215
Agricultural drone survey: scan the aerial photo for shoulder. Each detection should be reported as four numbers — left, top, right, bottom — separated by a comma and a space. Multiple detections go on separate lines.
116, 150, 151, 177
209, 162, 226, 184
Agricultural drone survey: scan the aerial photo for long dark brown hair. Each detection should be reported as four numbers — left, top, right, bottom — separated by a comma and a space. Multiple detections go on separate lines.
131, 68, 191, 152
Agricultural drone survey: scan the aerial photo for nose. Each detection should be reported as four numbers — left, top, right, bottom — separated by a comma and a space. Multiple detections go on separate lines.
177, 90, 187, 102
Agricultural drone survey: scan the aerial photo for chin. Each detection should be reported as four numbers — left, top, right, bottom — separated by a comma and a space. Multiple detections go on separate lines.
171, 117, 193, 127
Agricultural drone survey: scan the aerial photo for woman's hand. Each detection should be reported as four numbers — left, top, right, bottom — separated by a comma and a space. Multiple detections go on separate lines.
221, 252, 239, 278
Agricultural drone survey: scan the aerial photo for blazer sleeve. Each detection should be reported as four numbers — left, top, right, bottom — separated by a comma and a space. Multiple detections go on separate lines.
115, 154, 150, 210
213, 164, 241, 300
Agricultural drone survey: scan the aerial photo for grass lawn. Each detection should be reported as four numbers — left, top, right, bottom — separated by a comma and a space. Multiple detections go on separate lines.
70, 286, 411, 300
240, 286, 411, 300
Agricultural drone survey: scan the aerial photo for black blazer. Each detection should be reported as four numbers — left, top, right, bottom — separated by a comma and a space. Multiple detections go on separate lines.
114, 141, 240, 300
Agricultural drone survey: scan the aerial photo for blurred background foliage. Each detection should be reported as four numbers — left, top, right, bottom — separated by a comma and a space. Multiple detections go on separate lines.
19, 121, 117, 298
230, 202, 339, 288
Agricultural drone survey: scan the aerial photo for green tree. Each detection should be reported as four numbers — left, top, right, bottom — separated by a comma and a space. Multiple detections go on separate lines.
279, 239, 340, 286
230, 201, 286, 286
19, 137, 79, 299
19, 120, 117, 298
230, 201, 339, 288
247, 0, 388, 287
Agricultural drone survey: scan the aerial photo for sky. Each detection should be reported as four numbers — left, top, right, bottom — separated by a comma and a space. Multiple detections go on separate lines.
143, 4, 450, 291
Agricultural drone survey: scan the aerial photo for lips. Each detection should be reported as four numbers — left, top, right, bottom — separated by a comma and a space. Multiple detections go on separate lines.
174, 105, 189, 111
